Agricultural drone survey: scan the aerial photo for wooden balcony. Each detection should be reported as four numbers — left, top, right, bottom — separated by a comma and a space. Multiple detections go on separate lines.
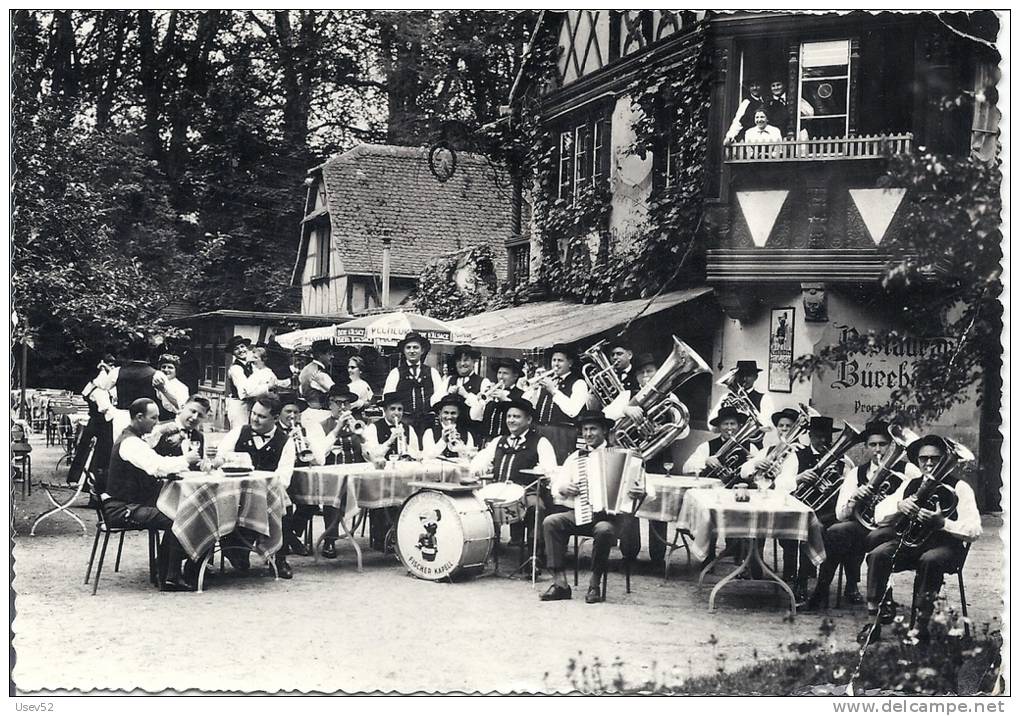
723, 133, 913, 163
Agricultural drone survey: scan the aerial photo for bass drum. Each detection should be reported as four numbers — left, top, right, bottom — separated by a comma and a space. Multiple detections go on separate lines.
395, 487, 495, 581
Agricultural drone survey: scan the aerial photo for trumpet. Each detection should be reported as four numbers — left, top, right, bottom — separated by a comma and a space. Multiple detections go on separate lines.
289, 424, 315, 463
338, 410, 366, 436
480, 382, 511, 401
441, 423, 464, 452
391, 416, 409, 458
523, 368, 556, 391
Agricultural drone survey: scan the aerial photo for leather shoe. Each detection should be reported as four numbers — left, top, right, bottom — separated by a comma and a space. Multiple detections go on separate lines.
799, 588, 829, 612
321, 541, 338, 559
585, 585, 604, 604
162, 576, 196, 592
843, 588, 865, 605
879, 599, 898, 625
857, 623, 882, 646
275, 557, 293, 580
285, 532, 310, 556
539, 584, 571, 601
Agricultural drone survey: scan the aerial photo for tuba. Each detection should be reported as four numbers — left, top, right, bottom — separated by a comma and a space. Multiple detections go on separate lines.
613, 337, 711, 462
791, 422, 862, 510
580, 340, 627, 407
853, 425, 919, 530
894, 437, 974, 549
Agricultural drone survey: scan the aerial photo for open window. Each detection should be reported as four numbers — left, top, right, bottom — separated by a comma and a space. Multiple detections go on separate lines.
797, 40, 851, 140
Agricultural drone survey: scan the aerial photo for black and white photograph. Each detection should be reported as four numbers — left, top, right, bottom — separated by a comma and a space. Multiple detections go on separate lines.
8, 8, 1006, 700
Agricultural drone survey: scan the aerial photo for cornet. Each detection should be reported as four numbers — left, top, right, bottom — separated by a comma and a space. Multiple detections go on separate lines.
524, 368, 556, 391
289, 424, 315, 463
441, 423, 464, 452
338, 410, 366, 436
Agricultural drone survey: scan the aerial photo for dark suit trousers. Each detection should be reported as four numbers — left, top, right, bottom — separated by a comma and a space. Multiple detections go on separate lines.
103, 503, 184, 579
816, 520, 870, 588
865, 525, 968, 612
68, 415, 113, 483
543, 510, 618, 576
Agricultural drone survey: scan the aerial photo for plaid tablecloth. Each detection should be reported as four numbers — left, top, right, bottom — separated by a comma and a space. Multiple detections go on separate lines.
635, 474, 722, 523
677, 488, 827, 565
157, 471, 286, 562
290, 460, 470, 516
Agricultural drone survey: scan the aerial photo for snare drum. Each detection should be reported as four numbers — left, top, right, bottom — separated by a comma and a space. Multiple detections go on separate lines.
478, 482, 527, 525
396, 486, 494, 581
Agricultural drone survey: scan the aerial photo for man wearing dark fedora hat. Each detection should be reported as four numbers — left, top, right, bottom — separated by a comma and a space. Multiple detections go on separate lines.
859, 434, 981, 643
384, 331, 444, 440
524, 343, 590, 463
542, 409, 647, 604
683, 405, 760, 479
443, 344, 491, 443
739, 407, 804, 490
802, 421, 923, 611
363, 391, 422, 551
298, 339, 336, 432
708, 359, 774, 448
470, 396, 558, 561
224, 336, 255, 429
421, 394, 476, 459
475, 357, 525, 445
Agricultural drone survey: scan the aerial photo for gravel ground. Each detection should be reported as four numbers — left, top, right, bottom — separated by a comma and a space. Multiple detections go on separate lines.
10, 433, 1006, 694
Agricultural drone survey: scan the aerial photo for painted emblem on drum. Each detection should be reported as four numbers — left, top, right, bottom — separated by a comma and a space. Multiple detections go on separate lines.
417, 509, 442, 562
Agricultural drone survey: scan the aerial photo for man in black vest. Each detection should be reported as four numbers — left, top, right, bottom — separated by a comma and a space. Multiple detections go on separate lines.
470, 397, 559, 564
526, 343, 589, 463
150, 395, 210, 460
421, 394, 476, 459
474, 358, 524, 446
362, 391, 421, 551
708, 360, 773, 448
682, 406, 759, 481
383, 332, 443, 440
102, 398, 202, 591
312, 387, 366, 558
607, 339, 639, 394
224, 336, 254, 429
215, 394, 297, 579
782, 415, 849, 600
859, 435, 981, 644
442, 344, 491, 443
541, 409, 646, 603
724, 79, 766, 144
803, 421, 922, 610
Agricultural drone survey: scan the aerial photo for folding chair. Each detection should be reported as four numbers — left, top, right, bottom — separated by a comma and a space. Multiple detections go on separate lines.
32, 438, 96, 536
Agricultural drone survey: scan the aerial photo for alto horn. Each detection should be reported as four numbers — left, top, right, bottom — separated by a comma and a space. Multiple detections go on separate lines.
580, 339, 627, 407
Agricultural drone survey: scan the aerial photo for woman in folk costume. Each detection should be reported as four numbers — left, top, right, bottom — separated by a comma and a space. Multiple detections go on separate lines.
382, 331, 444, 439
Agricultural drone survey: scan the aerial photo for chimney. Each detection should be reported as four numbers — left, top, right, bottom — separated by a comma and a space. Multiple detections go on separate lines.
381, 231, 392, 309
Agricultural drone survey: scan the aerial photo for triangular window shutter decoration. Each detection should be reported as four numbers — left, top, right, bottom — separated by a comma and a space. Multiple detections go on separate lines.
736, 190, 789, 247
849, 188, 906, 246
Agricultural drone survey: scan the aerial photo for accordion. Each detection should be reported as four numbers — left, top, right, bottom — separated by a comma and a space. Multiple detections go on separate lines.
556, 447, 646, 524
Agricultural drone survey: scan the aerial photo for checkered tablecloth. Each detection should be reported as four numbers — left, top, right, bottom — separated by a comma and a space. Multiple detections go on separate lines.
635, 474, 722, 523
290, 460, 470, 516
157, 471, 286, 562
677, 488, 827, 565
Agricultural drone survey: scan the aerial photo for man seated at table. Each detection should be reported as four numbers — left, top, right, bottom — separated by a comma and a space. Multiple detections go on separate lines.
101, 398, 202, 592
311, 387, 367, 559
682, 406, 759, 482
215, 394, 297, 579
470, 397, 559, 565
860, 434, 981, 644
149, 395, 210, 459
421, 394, 476, 459
276, 391, 327, 560
362, 391, 421, 551
541, 410, 646, 604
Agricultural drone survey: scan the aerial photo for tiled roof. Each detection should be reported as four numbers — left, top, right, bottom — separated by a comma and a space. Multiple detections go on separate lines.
300, 144, 512, 280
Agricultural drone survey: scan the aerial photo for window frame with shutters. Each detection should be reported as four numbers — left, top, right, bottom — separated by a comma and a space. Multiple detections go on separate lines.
553, 107, 612, 206
506, 240, 531, 288
309, 221, 332, 282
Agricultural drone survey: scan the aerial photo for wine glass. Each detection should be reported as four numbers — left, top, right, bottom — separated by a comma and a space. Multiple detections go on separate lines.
663, 460, 674, 477
330, 444, 344, 465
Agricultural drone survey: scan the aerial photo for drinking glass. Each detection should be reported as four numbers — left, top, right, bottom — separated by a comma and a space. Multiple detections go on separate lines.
663, 461, 674, 477
330, 445, 344, 465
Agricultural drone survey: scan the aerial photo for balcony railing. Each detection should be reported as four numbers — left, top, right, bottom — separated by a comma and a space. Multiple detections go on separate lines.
723, 133, 913, 163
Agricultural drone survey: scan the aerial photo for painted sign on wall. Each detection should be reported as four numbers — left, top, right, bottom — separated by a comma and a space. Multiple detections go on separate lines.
768, 307, 795, 393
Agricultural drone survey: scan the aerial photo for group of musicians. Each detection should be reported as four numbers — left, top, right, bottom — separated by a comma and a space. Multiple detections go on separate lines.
85, 330, 982, 643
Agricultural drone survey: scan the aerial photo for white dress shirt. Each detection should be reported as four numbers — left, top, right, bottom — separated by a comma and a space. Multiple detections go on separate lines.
683, 438, 760, 476
522, 375, 590, 420
217, 426, 296, 490
347, 378, 373, 410
117, 434, 191, 479
158, 377, 190, 415
421, 427, 476, 459
873, 471, 982, 542
469, 428, 558, 477
744, 124, 783, 144
383, 364, 444, 407
247, 367, 288, 399
362, 420, 421, 459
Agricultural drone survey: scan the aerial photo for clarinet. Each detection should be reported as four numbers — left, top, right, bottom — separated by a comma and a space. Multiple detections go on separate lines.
574, 451, 593, 526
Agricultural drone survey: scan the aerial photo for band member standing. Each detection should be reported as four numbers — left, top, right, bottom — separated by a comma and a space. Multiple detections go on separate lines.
861, 434, 981, 643
363, 392, 421, 551
707, 360, 773, 447
224, 336, 254, 429
524, 343, 589, 463
311, 387, 367, 559
682, 406, 760, 480
155, 354, 190, 422
607, 339, 639, 394
775, 415, 850, 599
803, 421, 922, 610
214, 394, 297, 579
470, 398, 558, 560
383, 332, 444, 439
421, 395, 476, 459
442, 344, 491, 442
68, 353, 118, 485
541, 410, 646, 603
101, 398, 202, 591
298, 340, 336, 431
473, 357, 524, 445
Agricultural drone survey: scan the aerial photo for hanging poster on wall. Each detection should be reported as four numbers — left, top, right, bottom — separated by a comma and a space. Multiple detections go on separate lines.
768, 307, 795, 393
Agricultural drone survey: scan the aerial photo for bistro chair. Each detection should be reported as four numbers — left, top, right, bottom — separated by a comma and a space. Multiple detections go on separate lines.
571, 535, 633, 596
11, 424, 32, 499
31, 437, 95, 536
83, 492, 159, 596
